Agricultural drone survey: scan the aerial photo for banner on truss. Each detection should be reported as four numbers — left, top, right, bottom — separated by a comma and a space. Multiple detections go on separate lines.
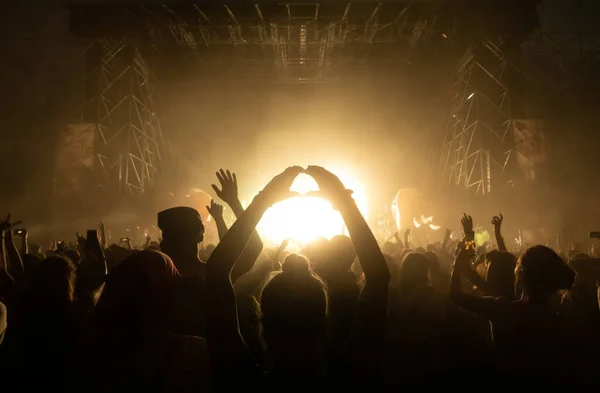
54, 124, 96, 194
513, 119, 546, 181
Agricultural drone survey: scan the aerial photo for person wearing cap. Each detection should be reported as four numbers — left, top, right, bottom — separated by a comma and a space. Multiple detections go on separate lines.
158, 206, 206, 278
157, 206, 208, 337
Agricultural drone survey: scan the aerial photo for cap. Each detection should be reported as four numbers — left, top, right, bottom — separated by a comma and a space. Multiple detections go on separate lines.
157, 207, 204, 238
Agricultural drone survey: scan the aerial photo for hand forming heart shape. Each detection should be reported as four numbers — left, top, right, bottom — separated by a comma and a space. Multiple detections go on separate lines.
257, 166, 354, 209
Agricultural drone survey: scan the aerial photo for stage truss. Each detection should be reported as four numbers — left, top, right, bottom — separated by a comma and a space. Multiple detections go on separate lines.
440, 39, 525, 195
81, 39, 163, 195
70, 2, 441, 79
70, 1, 441, 195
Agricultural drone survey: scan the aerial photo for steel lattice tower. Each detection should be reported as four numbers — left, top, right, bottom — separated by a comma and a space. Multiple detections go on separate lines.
69, 1, 441, 196
440, 38, 526, 195
81, 39, 163, 195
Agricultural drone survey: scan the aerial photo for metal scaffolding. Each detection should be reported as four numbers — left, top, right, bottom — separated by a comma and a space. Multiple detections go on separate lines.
67, 2, 441, 196
70, 2, 439, 81
81, 39, 163, 195
440, 39, 524, 195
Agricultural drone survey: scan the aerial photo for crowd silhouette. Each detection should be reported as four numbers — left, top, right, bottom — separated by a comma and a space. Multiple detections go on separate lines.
0, 166, 598, 392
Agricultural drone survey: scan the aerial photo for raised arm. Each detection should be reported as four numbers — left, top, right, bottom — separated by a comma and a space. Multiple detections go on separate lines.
99, 222, 107, 248
206, 167, 303, 376
441, 228, 451, 252
0, 216, 24, 285
206, 200, 228, 241
450, 242, 498, 316
212, 169, 264, 282
75, 230, 107, 304
450, 215, 500, 318
306, 166, 390, 367
0, 231, 15, 299
492, 213, 507, 252
404, 228, 411, 250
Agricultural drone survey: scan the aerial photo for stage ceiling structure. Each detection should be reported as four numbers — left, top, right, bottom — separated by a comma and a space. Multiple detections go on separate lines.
66, 1, 544, 196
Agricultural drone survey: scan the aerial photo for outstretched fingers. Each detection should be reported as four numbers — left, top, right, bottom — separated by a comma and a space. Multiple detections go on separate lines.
217, 170, 226, 185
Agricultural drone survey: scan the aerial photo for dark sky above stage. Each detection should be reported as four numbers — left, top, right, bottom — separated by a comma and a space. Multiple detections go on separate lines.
40, 0, 600, 36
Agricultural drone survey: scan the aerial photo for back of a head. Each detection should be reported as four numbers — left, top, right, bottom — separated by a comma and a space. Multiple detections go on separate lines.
400, 252, 430, 288
303, 237, 330, 265
60, 249, 81, 267
30, 256, 76, 304
423, 251, 440, 271
95, 250, 179, 329
517, 245, 576, 298
382, 241, 397, 257
22, 253, 41, 276
486, 250, 517, 299
329, 235, 356, 271
259, 254, 328, 352
158, 206, 205, 251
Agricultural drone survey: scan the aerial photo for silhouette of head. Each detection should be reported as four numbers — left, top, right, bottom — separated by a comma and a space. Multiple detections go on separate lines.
382, 241, 398, 257
22, 254, 41, 275
400, 252, 430, 288
485, 250, 517, 299
95, 250, 179, 328
259, 254, 328, 357
328, 235, 356, 271
515, 245, 575, 298
158, 206, 204, 255
60, 249, 81, 266
30, 256, 76, 304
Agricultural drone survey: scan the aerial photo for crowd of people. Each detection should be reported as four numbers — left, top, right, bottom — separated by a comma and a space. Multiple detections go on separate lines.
0, 166, 598, 392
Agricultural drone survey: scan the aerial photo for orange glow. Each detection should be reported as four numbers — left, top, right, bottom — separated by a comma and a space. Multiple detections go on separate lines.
257, 172, 368, 244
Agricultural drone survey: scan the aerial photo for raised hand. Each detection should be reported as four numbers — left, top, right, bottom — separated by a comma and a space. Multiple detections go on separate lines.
0, 214, 21, 233
454, 241, 474, 268
98, 222, 107, 248
207, 200, 224, 221
257, 166, 304, 207
211, 169, 239, 207
305, 166, 353, 208
0, 214, 11, 232
491, 213, 503, 232
76, 232, 86, 248
461, 214, 473, 235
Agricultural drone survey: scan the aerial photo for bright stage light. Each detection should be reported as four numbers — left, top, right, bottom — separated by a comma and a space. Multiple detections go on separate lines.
257, 172, 368, 244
